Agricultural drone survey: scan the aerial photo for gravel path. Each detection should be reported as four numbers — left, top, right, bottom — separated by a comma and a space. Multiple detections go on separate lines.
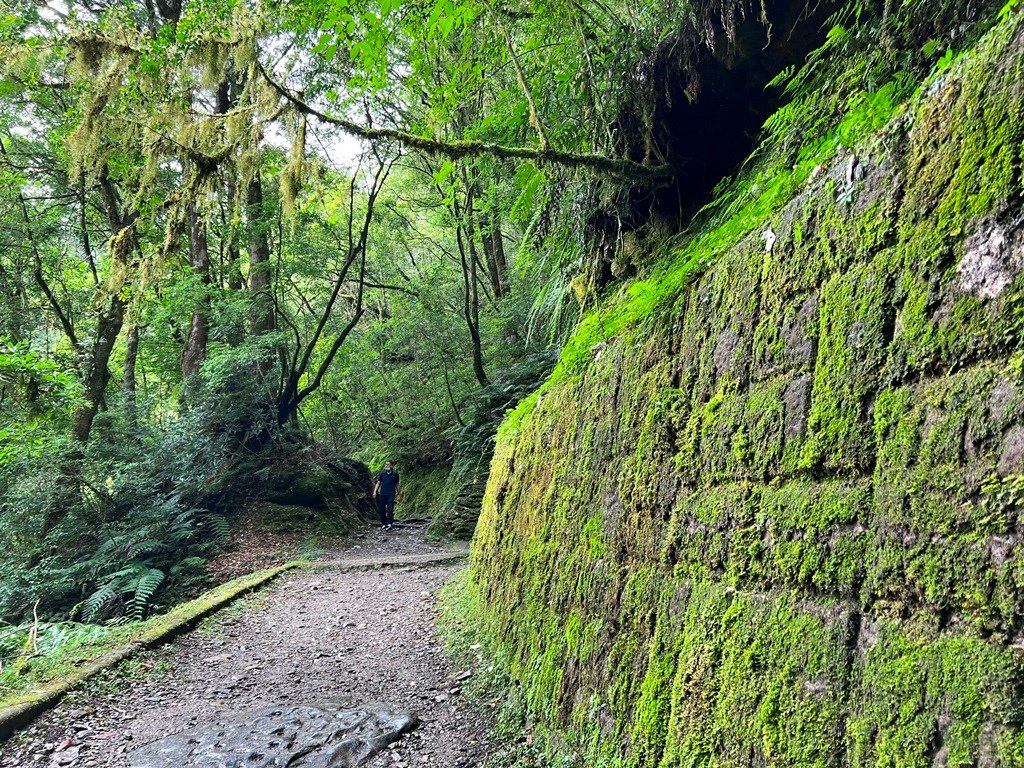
0, 524, 492, 767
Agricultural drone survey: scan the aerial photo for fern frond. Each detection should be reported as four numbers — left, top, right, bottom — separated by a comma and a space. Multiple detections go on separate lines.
127, 568, 165, 621
205, 514, 231, 542
82, 582, 118, 622
126, 538, 163, 558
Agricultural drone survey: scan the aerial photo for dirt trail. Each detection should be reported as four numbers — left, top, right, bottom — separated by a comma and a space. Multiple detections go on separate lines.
0, 524, 492, 768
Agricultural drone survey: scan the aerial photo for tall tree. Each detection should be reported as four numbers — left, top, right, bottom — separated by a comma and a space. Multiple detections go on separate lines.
71, 172, 137, 444
453, 171, 489, 387
181, 202, 211, 386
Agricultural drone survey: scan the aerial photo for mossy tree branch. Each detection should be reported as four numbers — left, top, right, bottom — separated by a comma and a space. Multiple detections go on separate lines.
255, 61, 675, 181
488, 6, 551, 153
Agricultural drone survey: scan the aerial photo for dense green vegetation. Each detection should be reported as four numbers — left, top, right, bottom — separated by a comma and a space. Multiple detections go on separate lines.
0, 0, 723, 651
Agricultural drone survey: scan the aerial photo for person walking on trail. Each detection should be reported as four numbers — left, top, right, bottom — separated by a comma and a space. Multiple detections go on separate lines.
373, 460, 400, 530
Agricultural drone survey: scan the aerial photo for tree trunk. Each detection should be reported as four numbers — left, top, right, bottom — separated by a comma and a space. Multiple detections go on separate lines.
246, 173, 275, 339
459, 184, 489, 388
71, 174, 134, 444
214, 80, 246, 346
481, 209, 507, 298
224, 205, 245, 344
227, 241, 243, 291
218, 80, 245, 298
70, 299, 125, 443
124, 324, 139, 432
181, 202, 211, 384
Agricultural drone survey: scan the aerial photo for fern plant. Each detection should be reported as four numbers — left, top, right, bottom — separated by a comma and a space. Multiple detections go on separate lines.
127, 568, 165, 622
80, 564, 166, 622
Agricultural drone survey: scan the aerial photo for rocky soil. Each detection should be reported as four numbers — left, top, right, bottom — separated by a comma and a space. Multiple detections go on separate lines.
0, 523, 492, 768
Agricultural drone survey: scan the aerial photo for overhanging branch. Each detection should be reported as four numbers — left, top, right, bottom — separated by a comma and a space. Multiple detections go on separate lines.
255, 61, 675, 181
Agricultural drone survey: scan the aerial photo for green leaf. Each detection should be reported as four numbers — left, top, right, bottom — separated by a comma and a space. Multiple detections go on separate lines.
433, 160, 456, 186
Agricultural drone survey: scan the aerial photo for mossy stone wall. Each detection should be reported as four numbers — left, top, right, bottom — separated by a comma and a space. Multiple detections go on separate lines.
470, 14, 1024, 767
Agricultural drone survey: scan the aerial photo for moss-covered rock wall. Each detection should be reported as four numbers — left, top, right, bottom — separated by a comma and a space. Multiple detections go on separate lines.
469, 11, 1024, 766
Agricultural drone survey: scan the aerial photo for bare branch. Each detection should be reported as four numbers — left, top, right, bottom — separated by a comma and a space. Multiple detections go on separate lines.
0, 136, 81, 351
488, 7, 550, 152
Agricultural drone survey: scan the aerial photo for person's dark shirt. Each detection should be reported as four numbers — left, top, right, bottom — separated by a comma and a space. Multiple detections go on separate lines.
377, 469, 399, 496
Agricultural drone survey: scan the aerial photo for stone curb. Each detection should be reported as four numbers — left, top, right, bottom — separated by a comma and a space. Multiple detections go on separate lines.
0, 561, 303, 743
309, 549, 470, 571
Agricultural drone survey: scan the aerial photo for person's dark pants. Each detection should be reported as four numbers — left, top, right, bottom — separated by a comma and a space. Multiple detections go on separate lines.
377, 494, 395, 526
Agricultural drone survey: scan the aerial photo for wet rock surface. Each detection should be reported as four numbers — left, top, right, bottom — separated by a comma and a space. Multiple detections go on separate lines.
127, 705, 417, 768
0, 524, 490, 768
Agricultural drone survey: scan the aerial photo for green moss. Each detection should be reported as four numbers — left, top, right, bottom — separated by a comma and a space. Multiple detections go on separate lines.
803, 249, 899, 473
0, 623, 138, 709
267, 465, 355, 507
253, 501, 355, 535
466, 10, 1024, 768
847, 621, 1024, 767
396, 463, 449, 520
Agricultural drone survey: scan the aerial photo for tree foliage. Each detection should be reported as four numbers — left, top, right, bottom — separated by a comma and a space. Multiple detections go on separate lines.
0, 0, 600, 625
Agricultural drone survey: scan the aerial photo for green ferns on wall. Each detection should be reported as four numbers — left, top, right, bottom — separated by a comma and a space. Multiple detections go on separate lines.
467, 8, 1024, 767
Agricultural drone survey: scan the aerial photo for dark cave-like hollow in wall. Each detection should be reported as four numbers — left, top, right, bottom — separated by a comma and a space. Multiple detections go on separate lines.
607, 0, 1002, 243
608, 0, 846, 235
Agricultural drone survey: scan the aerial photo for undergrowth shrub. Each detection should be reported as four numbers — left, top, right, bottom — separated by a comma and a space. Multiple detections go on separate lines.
0, 351, 314, 625
428, 350, 556, 538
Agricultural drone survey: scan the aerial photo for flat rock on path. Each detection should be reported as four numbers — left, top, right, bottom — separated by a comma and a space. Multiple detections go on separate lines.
0, 524, 491, 768
127, 706, 418, 767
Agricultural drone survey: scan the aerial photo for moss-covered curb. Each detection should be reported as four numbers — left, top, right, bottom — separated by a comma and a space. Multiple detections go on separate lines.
0, 561, 303, 743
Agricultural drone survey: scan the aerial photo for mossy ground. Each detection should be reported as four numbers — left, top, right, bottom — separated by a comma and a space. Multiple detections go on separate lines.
0, 623, 139, 709
438, 572, 585, 768
468, 9, 1024, 767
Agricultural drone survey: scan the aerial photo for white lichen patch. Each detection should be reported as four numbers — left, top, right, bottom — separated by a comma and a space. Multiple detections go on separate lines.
958, 212, 1024, 299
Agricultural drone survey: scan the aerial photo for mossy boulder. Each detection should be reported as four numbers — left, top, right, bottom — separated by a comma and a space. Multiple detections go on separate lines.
267, 468, 347, 507
252, 502, 359, 535
265, 456, 374, 519
253, 503, 320, 534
